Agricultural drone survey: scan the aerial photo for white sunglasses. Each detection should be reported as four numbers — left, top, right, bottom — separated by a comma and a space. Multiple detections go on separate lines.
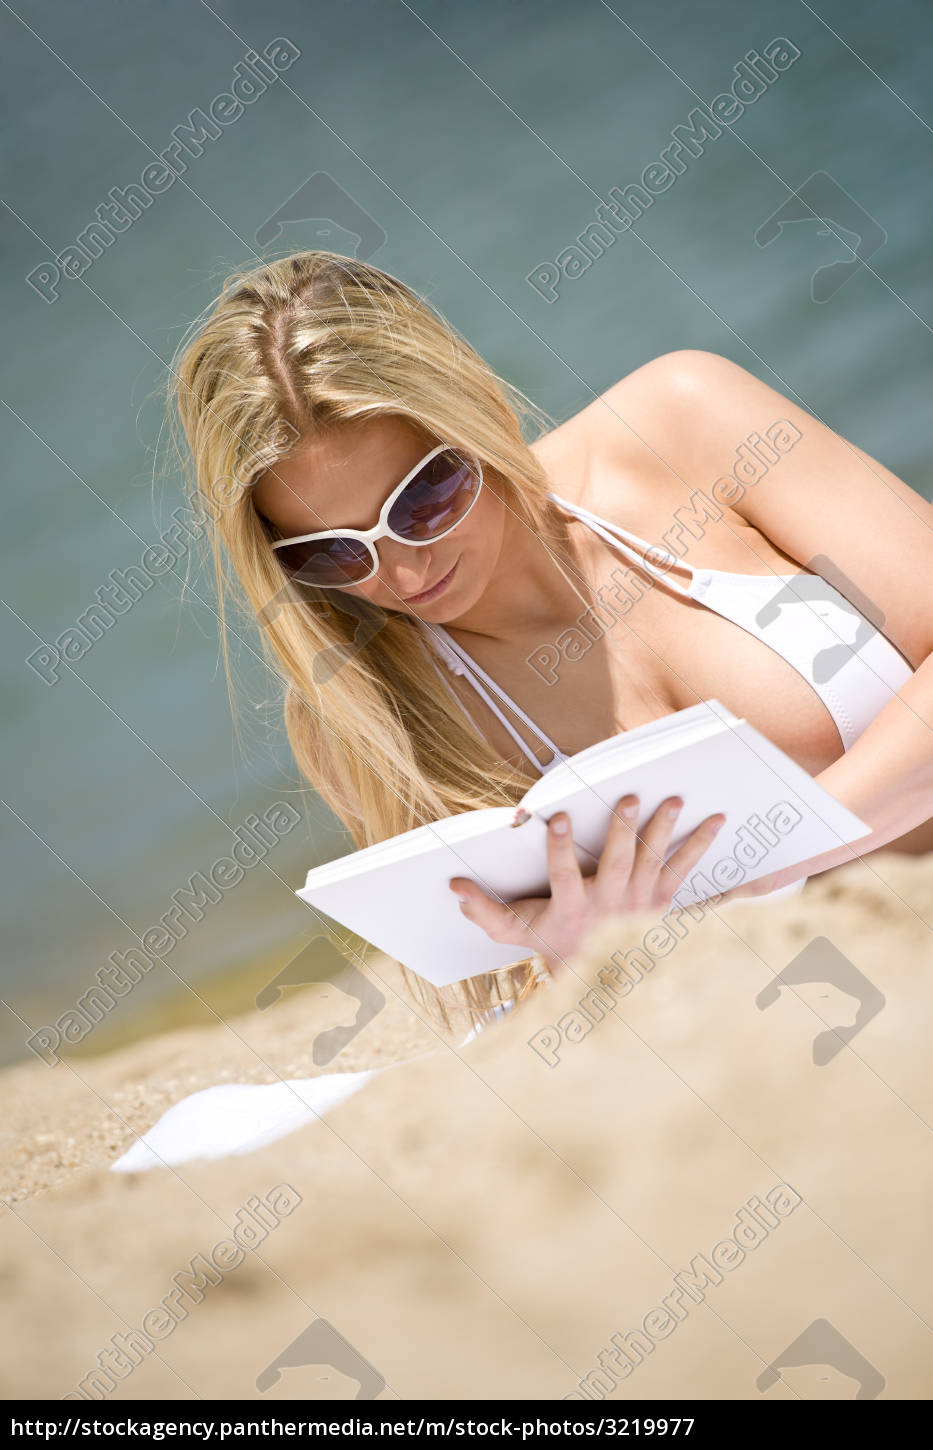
262, 444, 484, 589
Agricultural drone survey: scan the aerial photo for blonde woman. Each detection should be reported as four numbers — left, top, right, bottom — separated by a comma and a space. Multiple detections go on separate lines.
173, 251, 933, 1033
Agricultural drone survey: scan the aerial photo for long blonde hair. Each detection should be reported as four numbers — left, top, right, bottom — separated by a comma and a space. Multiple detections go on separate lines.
171, 250, 579, 1031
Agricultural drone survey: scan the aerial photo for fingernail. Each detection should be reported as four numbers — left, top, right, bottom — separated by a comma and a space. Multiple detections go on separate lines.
622, 799, 638, 818
550, 814, 569, 835
666, 800, 683, 818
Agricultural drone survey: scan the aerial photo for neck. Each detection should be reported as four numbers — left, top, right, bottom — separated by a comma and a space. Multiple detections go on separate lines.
443, 500, 593, 643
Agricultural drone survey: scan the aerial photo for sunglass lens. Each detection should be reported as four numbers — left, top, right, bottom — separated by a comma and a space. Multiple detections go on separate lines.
386, 450, 479, 542
274, 535, 373, 586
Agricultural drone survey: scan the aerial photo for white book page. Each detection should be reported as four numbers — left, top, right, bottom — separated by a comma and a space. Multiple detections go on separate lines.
522, 716, 869, 904
304, 804, 516, 888
523, 711, 730, 816
300, 811, 585, 987
295, 700, 869, 987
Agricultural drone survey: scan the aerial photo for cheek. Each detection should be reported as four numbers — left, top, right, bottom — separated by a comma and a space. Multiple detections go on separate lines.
448, 502, 504, 600
345, 581, 382, 606
465, 490, 505, 555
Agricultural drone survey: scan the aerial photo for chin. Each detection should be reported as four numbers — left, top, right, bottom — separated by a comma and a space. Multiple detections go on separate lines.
434, 566, 490, 621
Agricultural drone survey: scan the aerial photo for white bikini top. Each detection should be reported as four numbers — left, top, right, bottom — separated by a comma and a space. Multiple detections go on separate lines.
421, 490, 913, 774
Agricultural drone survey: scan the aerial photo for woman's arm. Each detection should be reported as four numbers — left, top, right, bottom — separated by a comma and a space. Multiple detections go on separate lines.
636, 350, 933, 890
461, 352, 933, 937
731, 668, 933, 897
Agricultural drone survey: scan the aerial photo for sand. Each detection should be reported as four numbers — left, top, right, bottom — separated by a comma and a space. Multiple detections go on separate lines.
2, 850, 932, 1401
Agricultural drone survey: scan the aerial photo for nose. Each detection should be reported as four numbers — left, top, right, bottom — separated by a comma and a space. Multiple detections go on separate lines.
373, 538, 434, 599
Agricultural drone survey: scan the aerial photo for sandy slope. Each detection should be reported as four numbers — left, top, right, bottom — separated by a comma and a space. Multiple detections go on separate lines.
2, 852, 932, 1401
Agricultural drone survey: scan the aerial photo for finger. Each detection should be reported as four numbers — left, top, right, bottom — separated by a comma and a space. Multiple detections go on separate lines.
593, 794, 639, 899
545, 812, 586, 915
658, 813, 726, 896
630, 797, 685, 883
449, 878, 532, 947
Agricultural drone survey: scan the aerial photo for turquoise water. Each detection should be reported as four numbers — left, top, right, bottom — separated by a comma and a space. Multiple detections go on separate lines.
2, 0, 931, 1064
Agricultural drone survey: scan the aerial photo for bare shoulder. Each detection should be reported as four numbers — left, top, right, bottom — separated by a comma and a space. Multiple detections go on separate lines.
532, 350, 761, 519
571, 347, 932, 528
533, 351, 933, 659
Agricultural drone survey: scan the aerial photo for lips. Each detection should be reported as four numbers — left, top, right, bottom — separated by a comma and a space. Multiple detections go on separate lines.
405, 559, 459, 604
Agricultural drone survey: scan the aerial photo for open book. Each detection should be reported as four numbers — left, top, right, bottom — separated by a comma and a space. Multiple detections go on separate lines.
296, 700, 869, 987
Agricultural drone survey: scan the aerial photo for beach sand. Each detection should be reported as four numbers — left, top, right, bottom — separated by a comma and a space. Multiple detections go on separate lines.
2, 850, 932, 1401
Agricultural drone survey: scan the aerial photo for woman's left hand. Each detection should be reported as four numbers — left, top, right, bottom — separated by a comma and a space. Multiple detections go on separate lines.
449, 795, 727, 973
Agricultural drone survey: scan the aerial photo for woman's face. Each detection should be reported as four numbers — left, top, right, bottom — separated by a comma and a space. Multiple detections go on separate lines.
252, 414, 508, 620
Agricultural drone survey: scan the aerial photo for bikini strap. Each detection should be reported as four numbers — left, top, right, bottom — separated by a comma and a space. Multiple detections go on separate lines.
549, 491, 695, 599
423, 650, 492, 744
421, 624, 567, 773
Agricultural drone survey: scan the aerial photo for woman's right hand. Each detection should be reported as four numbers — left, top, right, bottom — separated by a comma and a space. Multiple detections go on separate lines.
450, 794, 726, 974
